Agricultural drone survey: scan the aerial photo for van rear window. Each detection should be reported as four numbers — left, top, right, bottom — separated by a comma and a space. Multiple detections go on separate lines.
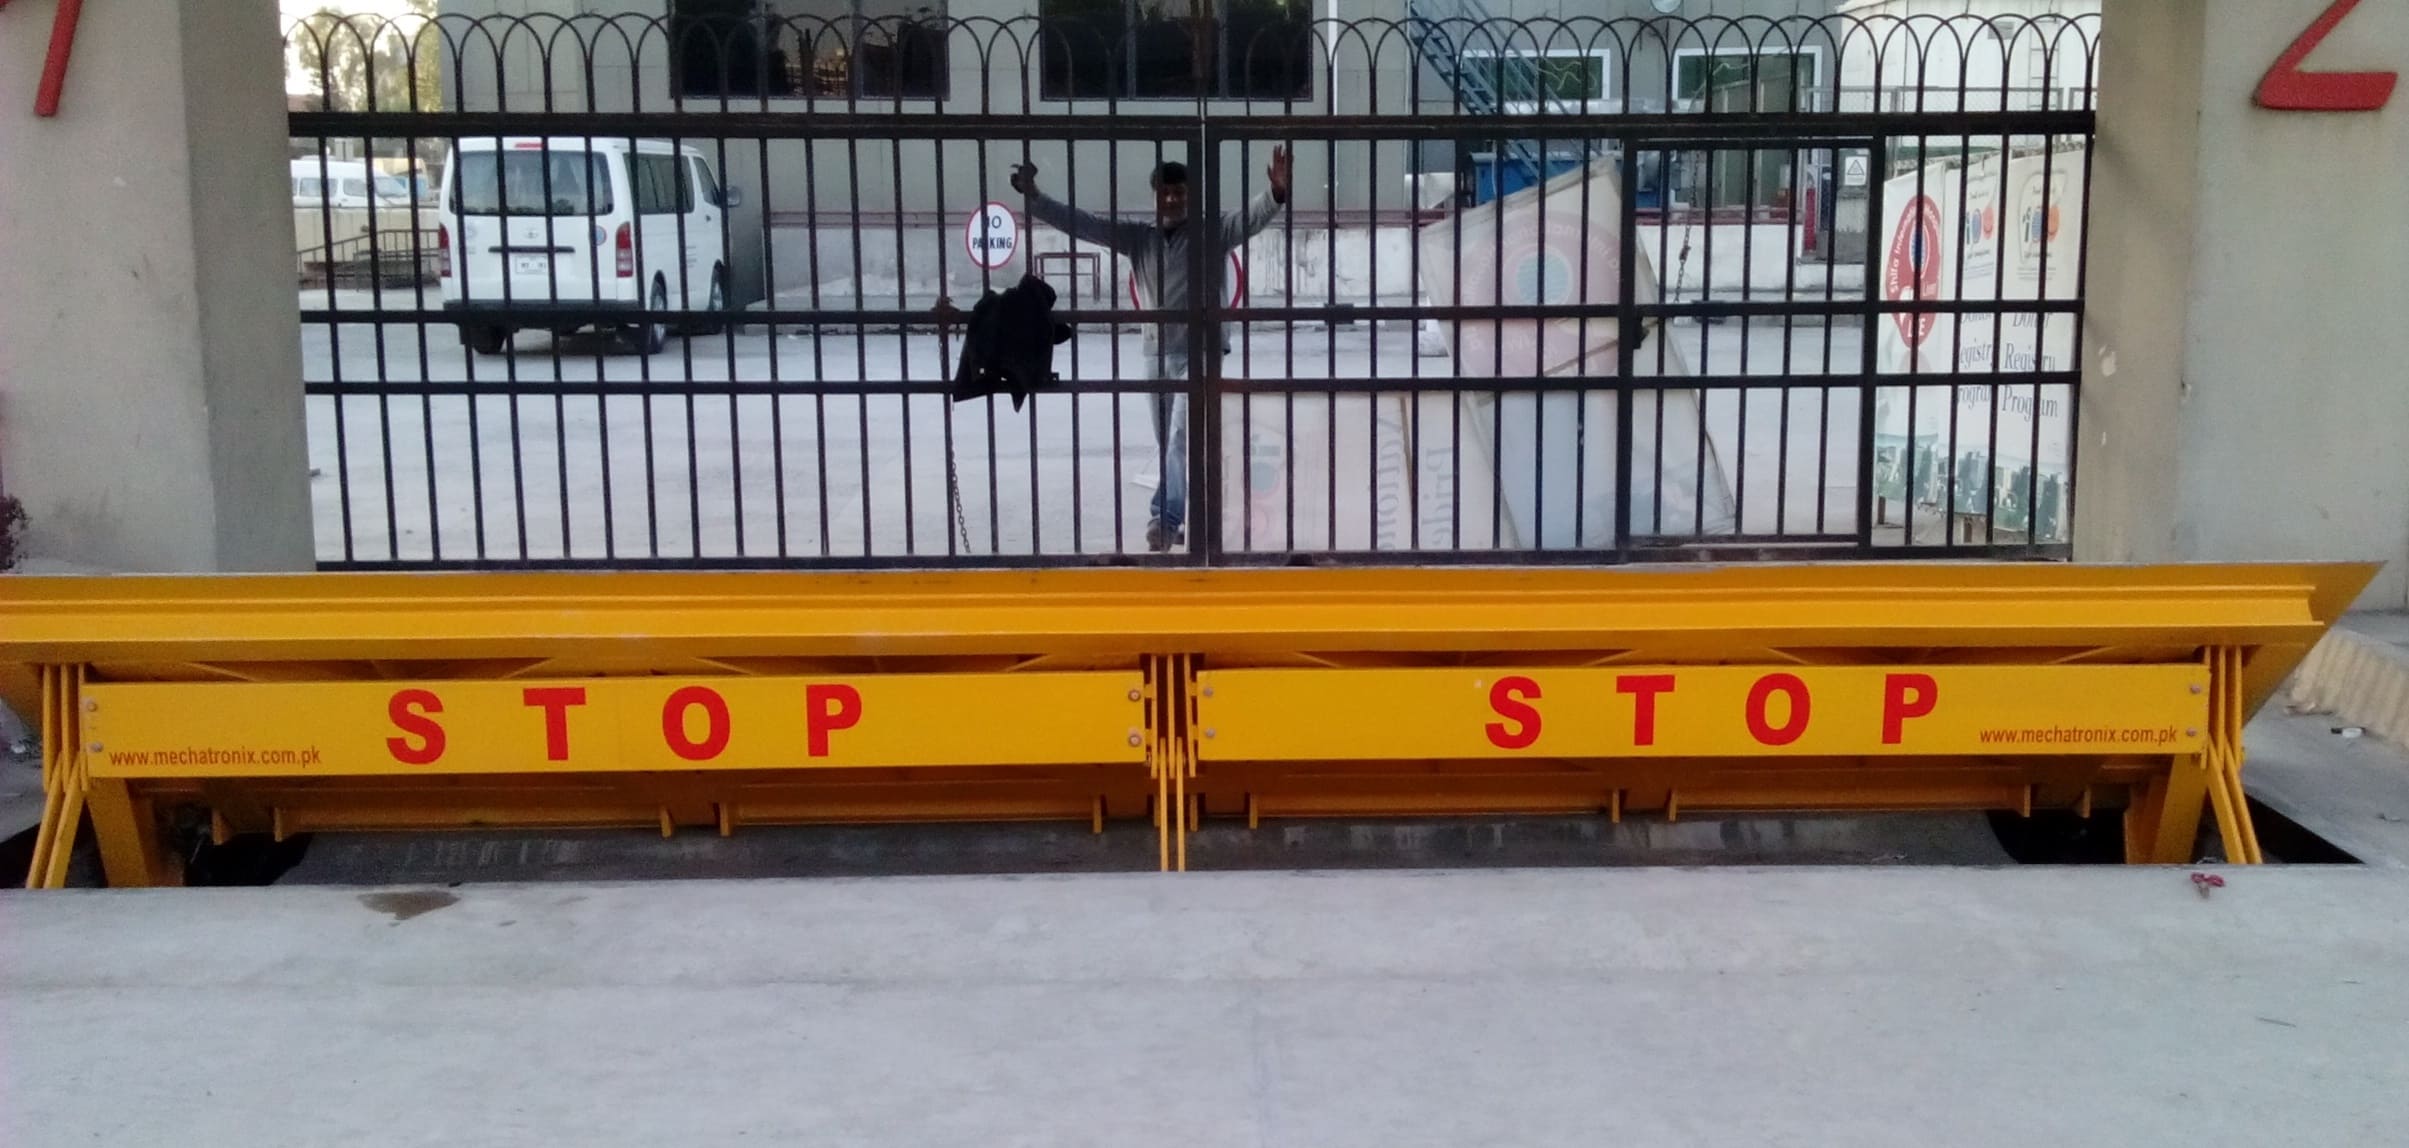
452, 150, 613, 216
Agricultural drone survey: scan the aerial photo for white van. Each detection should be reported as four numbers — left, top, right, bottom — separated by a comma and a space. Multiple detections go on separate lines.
292, 158, 411, 210
435, 137, 737, 355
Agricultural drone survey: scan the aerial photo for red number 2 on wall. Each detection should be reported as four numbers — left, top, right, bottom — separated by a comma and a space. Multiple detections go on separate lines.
2256, 0, 2398, 111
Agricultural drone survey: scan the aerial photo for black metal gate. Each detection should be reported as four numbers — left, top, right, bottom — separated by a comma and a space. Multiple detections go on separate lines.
288, 8, 2097, 570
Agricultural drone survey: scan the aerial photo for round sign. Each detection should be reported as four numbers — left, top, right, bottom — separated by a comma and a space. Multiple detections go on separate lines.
1883, 195, 1945, 348
1507, 246, 1576, 306
964, 202, 1019, 270
1128, 251, 1246, 310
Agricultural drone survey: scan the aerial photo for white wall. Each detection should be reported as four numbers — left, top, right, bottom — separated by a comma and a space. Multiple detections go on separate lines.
0, 0, 312, 572
2078, 0, 2409, 610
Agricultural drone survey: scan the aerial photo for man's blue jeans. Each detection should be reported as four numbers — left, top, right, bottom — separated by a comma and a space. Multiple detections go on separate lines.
1149, 388, 1187, 534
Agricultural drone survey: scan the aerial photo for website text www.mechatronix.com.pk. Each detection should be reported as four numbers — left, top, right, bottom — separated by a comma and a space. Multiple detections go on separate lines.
103, 746, 324, 768
1977, 726, 2182, 747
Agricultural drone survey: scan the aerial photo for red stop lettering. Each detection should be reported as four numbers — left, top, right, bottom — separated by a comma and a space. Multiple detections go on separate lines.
1882, 673, 1939, 745
1615, 674, 1676, 746
1485, 676, 1542, 750
522, 686, 588, 761
806, 683, 862, 758
661, 686, 732, 762
386, 689, 446, 765
1745, 673, 1811, 746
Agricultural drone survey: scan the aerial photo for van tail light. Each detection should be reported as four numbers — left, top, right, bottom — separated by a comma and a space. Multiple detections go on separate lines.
615, 223, 634, 278
436, 223, 453, 278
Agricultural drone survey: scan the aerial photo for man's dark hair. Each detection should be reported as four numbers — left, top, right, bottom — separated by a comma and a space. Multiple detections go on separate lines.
1151, 161, 1188, 188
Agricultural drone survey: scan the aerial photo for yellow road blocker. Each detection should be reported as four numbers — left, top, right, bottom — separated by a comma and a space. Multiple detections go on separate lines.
0, 562, 2373, 886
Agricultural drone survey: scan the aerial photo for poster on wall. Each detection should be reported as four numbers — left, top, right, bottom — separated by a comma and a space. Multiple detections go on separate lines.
1215, 157, 1736, 555
1870, 144, 2086, 544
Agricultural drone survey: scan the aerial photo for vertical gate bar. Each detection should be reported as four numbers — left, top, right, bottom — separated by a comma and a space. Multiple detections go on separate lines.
1329, 128, 1349, 551
1283, 124, 1298, 554
1735, 136, 1758, 539
1650, 134, 1671, 538
712, 51, 749, 560
801, 133, 832, 557
359, 45, 401, 565
1050, 144, 1084, 560
305, 82, 351, 564
1693, 140, 1713, 539
1776, 131, 1802, 538
1192, 121, 1221, 564
1615, 136, 1639, 561
407, 57, 442, 564
2029, 129, 2057, 551
1240, 139, 1256, 557
1531, 123, 1549, 551
1366, 130, 1384, 555
1854, 130, 1885, 547
2065, 89, 2099, 549
1945, 101, 1972, 551
1901, 124, 1929, 549
1449, 134, 1464, 551
855, 149, 877, 562
1815, 134, 1842, 537
1568, 124, 1594, 554
550, 55, 581, 562
1490, 122, 1508, 551
893, 116, 918, 559
759, 118, 786, 559
618, 79, 658, 560
1102, 134, 1126, 557
1983, 79, 2012, 549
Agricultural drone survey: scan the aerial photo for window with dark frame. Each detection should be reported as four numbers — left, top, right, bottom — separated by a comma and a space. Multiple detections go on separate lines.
633, 153, 697, 216
1674, 50, 1820, 210
1040, 0, 1312, 102
671, 0, 951, 101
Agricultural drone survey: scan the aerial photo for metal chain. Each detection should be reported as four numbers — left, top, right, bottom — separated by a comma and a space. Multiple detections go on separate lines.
947, 447, 974, 556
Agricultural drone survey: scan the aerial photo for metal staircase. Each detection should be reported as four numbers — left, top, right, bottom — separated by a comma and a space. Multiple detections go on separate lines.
1405, 0, 1588, 199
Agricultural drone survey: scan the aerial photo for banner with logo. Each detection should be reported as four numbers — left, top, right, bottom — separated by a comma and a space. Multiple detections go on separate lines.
1217, 157, 1737, 553
1871, 145, 2085, 543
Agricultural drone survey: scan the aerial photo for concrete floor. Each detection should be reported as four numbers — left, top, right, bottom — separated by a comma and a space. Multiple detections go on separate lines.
301, 312, 1872, 562
6, 865, 2409, 1146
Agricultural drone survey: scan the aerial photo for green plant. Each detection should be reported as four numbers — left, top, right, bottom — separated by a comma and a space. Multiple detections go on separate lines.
0, 494, 26, 572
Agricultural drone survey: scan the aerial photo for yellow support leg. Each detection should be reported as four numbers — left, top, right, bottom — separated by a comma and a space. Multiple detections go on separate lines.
86, 778, 181, 888
2203, 646, 2263, 864
26, 665, 92, 890
2127, 754, 2212, 865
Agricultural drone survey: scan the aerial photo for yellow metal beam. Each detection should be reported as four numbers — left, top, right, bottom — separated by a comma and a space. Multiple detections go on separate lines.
0, 563, 2372, 717
0, 562, 2374, 885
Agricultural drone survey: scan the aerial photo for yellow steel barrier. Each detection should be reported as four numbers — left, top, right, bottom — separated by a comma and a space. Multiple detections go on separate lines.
0, 562, 2374, 886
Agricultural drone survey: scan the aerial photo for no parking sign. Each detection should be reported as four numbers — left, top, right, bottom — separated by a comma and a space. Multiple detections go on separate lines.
964, 202, 1019, 269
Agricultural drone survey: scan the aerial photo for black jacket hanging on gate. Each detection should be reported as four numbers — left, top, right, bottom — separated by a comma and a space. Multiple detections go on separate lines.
951, 274, 1074, 411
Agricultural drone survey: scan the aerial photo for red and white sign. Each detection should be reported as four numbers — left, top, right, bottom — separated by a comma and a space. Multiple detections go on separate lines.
1883, 195, 1945, 348
964, 202, 1019, 270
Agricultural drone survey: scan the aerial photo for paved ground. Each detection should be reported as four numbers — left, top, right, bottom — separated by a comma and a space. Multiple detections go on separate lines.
5, 865, 2407, 1146
301, 298, 1876, 563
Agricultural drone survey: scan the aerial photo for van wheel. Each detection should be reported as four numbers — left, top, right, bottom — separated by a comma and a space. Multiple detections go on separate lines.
624, 278, 668, 355
460, 324, 510, 355
682, 266, 727, 336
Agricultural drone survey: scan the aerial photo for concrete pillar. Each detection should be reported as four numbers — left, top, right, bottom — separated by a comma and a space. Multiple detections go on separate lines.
2079, 0, 2409, 610
0, 0, 311, 572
